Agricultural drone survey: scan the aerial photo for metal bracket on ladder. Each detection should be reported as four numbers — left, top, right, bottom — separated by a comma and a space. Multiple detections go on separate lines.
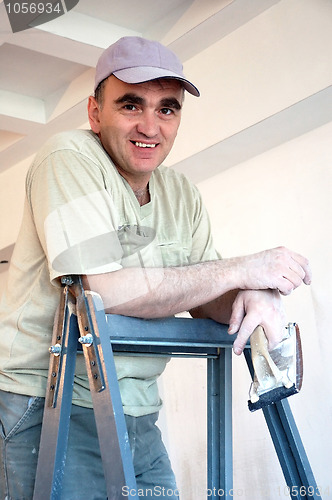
33, 278, 319, 499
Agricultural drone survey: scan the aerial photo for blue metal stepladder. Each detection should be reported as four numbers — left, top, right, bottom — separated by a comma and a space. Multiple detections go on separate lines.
33, 276, 319, 500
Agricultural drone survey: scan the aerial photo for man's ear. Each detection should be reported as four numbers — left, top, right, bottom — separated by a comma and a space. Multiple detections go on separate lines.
88, 96, 101, 134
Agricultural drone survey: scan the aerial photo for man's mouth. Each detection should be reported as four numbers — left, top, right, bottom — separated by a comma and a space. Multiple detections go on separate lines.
131, 141, 157, 148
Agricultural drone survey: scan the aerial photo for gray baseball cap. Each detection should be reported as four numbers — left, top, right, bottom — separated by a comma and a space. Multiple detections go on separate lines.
94, 36, 200, 97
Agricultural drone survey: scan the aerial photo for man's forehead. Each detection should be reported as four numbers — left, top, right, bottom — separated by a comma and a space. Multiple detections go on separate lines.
108, 75, 184, 98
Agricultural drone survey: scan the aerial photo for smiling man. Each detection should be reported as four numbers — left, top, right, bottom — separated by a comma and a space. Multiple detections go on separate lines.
88, 76, 183, 203
0, 36, 311, 499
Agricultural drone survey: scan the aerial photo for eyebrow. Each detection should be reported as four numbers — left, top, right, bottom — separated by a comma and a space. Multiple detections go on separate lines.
115, 93, 144, 106
160, 97, 182, 110
114, 93, 182, 110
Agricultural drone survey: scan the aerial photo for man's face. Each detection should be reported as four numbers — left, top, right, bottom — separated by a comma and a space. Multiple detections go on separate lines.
88, 76, 183, 187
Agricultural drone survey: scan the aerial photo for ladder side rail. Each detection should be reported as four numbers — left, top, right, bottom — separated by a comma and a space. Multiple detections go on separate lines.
33, 289, 78, 500
207, 356, 221, 494
80, 291, 138, 500
267, 400, 320, 500
207, 348, 233, 499
244, 349, 320, 500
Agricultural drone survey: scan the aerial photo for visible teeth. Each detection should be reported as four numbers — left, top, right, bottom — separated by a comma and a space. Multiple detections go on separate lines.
135, 142, 156, 148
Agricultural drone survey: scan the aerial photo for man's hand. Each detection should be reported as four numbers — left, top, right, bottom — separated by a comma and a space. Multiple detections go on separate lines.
230, 246, 312, 295
228, 289, 286, 355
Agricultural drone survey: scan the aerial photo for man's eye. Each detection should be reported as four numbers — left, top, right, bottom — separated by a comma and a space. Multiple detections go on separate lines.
124, 104, 137, 111
160, 108, 173, 115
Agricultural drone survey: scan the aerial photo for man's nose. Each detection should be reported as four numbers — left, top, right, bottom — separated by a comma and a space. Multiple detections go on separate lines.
136, 111, 159, 137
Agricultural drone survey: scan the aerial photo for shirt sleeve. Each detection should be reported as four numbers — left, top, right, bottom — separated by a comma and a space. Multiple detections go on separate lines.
28, 149, 124, 284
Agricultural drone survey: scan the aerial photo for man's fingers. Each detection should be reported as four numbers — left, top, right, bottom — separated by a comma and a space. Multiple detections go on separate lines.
289, 251, 312, 285
233, 318, 284, 355
276, 268, 311, 296
232, 315, 255, 355
271, 250, 312, 295
276, 271, 302, 295
297, 258, 312, 285
228, 295, 245, 335
229, 289, 286, 355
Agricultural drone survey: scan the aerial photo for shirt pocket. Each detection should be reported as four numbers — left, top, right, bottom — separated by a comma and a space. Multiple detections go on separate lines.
157, 241, 191, 267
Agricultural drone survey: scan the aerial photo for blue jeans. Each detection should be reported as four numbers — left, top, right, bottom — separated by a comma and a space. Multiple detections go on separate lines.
0, 390, 179, 500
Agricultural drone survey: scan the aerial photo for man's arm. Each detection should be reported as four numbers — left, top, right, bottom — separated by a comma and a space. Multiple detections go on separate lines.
83, 259, 236, 318
82, 246, 311, 350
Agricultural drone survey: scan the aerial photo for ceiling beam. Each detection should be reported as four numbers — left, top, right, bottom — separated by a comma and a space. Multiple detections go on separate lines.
0, 90, 45, 123
35, 10, 140, 48
45, 68, 94, 122
167, 0, 282, 61
0, 100, 89, 174
172, 85, 332, 184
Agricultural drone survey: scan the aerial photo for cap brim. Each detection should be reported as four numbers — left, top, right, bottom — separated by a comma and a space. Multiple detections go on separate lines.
113, 66, 200, 97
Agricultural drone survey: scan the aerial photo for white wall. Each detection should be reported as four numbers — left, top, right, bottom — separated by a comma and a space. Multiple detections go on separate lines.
161, 122, 332, 499
0, 158, 30, 248
166, 0, 332, 167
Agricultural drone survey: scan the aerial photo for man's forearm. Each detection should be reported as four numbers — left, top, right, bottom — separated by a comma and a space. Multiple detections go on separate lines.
83, 259, 237, 318
82, 246, 311, 319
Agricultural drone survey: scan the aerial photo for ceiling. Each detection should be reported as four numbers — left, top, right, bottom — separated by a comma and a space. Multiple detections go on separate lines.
0, 0, 284, 175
